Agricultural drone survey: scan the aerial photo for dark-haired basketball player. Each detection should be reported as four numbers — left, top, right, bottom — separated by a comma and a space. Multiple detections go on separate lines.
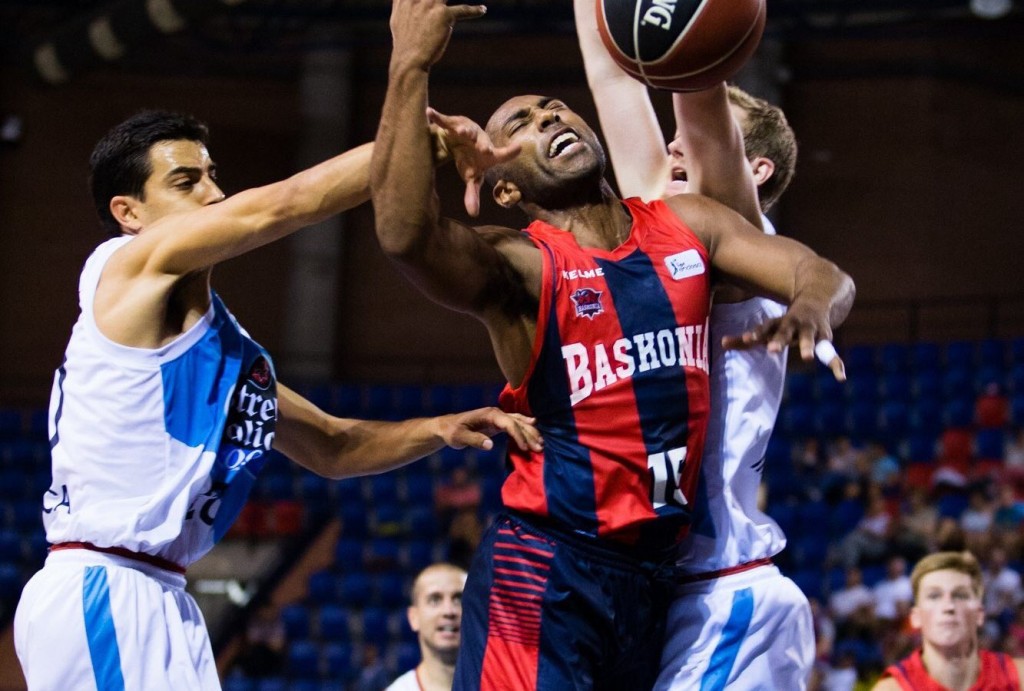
574, 0, 823, 688
12, 102, 540, 689
371, 1, 854, 689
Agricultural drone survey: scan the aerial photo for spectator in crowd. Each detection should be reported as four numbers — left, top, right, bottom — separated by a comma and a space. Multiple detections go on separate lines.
434, 467, 481, 529
873, 556, 914, 625
386, 563, 467, 691
830, 567, 876, 633
976, 382, 1009, 429
355, 643, 391, 691
961, 487, 995, 549
837, 490, 893, 568
237, 603, 286, 678
1005, 427, 1024, 476
983, 547, 1023, 628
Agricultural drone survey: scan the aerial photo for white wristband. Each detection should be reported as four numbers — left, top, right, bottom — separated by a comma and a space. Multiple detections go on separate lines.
815, 340, 838, 366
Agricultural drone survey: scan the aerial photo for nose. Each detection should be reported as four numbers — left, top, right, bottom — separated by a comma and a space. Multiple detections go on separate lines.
206, 181, 226, 205
537, 109, 561, 130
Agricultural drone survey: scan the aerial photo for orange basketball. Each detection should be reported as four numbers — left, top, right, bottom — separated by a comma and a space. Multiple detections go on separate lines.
596, 0, 767, 91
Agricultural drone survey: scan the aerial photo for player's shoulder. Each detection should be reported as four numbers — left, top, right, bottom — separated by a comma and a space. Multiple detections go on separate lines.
870, 676, 901, 691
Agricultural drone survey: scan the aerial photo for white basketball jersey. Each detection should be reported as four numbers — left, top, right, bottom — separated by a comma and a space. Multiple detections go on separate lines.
676, 217, 788, 574
43, 237, 278, 568
386, 669, 422, 691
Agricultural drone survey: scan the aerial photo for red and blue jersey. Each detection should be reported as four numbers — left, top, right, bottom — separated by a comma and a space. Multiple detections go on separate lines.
499, 198, 711, 551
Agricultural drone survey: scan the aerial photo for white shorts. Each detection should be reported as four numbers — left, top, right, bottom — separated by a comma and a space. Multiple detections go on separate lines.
14, 549, 219, 691
655, 564, 814, 691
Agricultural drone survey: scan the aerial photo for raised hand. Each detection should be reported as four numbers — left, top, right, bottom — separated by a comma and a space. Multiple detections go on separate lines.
436, 408, 543, 452
427, 107, 521, 216
389, 0, 486, 71
721, 314, 847, 381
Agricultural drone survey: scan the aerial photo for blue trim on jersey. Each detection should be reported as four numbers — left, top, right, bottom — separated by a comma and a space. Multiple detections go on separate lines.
530, 245, 600, 535
49, 357, 67, 451
596, 251, 691, 531
701, 587, 754, 691
82, 566, 126, 691
161, 298, 243, 449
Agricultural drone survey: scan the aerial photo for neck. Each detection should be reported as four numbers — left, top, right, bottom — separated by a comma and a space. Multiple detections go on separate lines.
524, 182, 631, 251
416, 656, 455, 691
921, 641, 981, 691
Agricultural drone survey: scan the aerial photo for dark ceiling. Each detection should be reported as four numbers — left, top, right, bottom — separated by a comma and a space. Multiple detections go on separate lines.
1, 0, 1021, 85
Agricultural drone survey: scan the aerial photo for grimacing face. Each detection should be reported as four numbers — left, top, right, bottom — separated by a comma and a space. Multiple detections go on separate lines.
911, 569, 985, 651
485, 95, 606, 204
120, 139, 224, 232
408, 567, 467, 657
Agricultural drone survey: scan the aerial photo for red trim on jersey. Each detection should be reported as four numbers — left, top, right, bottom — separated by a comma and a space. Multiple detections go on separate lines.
678, 557, 774, 584
51, 541, 186, 574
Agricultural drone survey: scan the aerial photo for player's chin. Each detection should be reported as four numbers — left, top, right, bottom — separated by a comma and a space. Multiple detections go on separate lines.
664, 180, 689, 198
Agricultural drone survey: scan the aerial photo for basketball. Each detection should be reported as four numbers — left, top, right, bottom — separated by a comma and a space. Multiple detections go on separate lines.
595, 0, 767, 91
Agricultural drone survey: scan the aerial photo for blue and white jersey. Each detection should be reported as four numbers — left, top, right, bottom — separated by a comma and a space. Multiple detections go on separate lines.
676, 216, 788, 574
43, 236, 278, 568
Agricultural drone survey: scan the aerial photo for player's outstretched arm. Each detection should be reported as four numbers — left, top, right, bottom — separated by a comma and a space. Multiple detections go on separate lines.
274, 384, 542, 479
671, 85, 762, 229
370, 0, 529, 317
574, 0, 668, 200
670, 195, 855, 361
109, 142, 373, 280
870, 678, 901, 691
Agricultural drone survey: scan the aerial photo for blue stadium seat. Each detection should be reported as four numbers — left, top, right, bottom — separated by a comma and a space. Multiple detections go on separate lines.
943, 397, 975, 429
334, 538, 364, 569
905, 433, 938, 463
335, 479, 365, 506
318, 604, 350, 642
847, 401, 878, 439
338, 503, 369, 540
372, 506, 403, 538
437, 447, 466, 474
768, 502, 799, 540
338, 572, 372, 607
937, 493, 969, 519
911, 370, 941, 400
404, 540, 437, 571
307, 570, 338, 605
288, 681, 320, 691
975, 365, 1004, 390
255, 678, 287, 691
426, 385, 455, 414
360, 607, 392, 648
815, 401, 846, 437
1009, 364, 1024, 393
861, 563, 887, 587
376, 571, 406, 608
816, 369, 844, 401
259, 472, 295, 502
366, 537, 401, 570
396, 386, 425, 418
12, 500, 40, 531
454, 384, 488, 411
879, 343, 908, 374
405, 506, 438, 541
792, 534, 830, 569
911, 342, 941, 372
0, 530, 23, 561
299, 473, 331, 502
779, 403, 814, 437
280, 604, 311, 640
828, 500, 864, 539
979, 337, 1008, 368
286, 641, 320, 679
370, 475, 399, 504
844, 346, 876, 374
785, 372, 814, 405
1012, 338, 1024, 365
332, 384, 362, 417
880, 373, 911, 401
942, 367, 974, 399
0, 410, 22, 440
322, 642, 354, 681
222, 675, 256, 691
395, 641, 420, 674
846, 375, 879, 404
366, 385, 394, 419
945, 341, 976, 368
0, 469, 24, 500
910, 398, 943, 435
474, 445, 506, 476
27, 409, 48, 440
789, 568, 824, 601
1013, 394, 1024, 425
481, 475, 504, 514
403, 472, 435, 506
877, 400, 910, 440
976, 428, 1006, 460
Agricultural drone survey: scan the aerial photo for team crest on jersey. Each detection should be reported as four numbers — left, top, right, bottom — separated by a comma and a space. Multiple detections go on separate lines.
570, 288, 604, 319
248, 356, 272, 390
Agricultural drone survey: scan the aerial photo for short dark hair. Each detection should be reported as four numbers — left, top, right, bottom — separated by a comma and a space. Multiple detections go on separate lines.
727, 86, 797, 213
89, 110, 209, 237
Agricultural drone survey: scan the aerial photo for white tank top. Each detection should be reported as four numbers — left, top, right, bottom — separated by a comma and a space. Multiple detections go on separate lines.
676, 217, 788, 574
43, 237, 278, 568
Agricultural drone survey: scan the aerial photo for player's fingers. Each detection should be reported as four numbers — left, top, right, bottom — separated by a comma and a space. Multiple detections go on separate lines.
448, 4, 487, 22
829, 355, 847, 382
451, 429, 493, 450
426, 107, 457, 129
464, 178, 482, 217
493, 142, 522, 163
797, 329, 816, 361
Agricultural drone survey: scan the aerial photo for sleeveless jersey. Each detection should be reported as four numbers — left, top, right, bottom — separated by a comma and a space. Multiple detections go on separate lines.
676, 215, 788, 574
43, 236, 278, 568
499, 198, 711, 550
883, 649, 1021, 690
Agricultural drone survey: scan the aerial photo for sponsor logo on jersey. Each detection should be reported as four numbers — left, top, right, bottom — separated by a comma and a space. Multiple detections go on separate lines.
561, 267, 605, 280
664, 249, 705, 281
561, 320, 710, 405
570, 287, 605, 320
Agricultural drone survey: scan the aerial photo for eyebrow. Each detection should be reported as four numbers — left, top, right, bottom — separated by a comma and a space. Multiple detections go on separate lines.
504, 97, 559, 129
165, 163, 216, 179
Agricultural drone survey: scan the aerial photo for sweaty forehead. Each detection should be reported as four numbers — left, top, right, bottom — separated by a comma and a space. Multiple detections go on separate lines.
486, 94, 550, 138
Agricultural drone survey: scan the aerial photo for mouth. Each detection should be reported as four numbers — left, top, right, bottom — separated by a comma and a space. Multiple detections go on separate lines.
671, 167, 688, 182
548, 129, 581, 158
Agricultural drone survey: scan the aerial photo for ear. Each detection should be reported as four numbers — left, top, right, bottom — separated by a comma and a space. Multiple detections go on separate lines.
492, 179, 521, 209
909, 605, 922, 630
110, 195, 143, 235
749, 156, 775, 189
407, 605, 420, 633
